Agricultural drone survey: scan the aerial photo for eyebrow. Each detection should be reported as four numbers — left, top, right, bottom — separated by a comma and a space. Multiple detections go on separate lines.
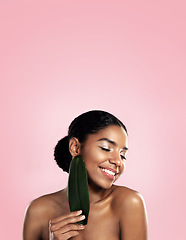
97, 138, 128, 151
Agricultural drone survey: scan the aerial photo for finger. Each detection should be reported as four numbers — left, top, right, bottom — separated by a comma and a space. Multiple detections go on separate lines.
53, 230, 80, 240
58, 223, 85, 234
51, 210, 82, 224
62, 230, 80, 239
50, 215, 85, 232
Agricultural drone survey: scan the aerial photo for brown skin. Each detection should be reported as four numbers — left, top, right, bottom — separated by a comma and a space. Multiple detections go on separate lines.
23, 126, 148, 240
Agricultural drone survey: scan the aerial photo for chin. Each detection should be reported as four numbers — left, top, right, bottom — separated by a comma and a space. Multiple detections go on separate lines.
88, 178, 113, 190
103, 184, 113, 190
97, 179, 114, 190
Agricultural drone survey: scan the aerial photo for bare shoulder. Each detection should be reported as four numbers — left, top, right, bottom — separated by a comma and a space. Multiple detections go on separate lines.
112, 185, 146, 210
26, 190, 64, 218
112, 185, 148, 240
23, 189, 67, 240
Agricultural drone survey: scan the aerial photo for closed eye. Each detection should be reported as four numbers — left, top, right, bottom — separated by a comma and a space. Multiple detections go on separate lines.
121, 155, 127, 160
99, 146, 127, 160
99, 146, 110, 152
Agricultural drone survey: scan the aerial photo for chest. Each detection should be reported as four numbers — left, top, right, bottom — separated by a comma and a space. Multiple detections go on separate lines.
41, 198, 121, 240
71, 203, 120, 240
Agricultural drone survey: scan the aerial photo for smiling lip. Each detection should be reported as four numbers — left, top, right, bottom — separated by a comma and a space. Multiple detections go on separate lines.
99, 167, 117, 174
99, 167, 117, 180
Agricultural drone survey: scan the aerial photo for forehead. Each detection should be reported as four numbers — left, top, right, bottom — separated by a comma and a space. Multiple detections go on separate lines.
85, 125, 128, 146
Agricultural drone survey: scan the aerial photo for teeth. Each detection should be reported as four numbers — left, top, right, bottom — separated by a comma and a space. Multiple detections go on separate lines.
101, 168, 115, 176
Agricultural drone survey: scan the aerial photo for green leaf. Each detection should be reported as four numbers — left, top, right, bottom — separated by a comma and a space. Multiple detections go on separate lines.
68, 155, 90, 225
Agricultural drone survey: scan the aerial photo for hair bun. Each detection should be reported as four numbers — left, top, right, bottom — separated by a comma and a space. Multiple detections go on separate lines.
54, 136, 72, 173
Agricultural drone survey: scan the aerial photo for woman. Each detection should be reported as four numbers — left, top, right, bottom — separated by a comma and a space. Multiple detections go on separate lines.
23, 110, 148, 240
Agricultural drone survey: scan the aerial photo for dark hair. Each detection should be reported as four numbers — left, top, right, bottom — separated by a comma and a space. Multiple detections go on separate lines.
54, 110, 127, 173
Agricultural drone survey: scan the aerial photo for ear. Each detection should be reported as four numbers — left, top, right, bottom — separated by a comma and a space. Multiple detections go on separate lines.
69, 137, 81, 157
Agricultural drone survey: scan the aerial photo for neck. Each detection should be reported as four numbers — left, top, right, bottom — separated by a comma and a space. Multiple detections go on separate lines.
88, 181, 113, 204
65, 181, 114, 207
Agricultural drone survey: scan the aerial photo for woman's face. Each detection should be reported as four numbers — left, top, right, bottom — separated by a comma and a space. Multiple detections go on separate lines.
80, 125, 128, 189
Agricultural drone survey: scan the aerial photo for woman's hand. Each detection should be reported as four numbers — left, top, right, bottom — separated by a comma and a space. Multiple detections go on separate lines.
49, 210, 86, 240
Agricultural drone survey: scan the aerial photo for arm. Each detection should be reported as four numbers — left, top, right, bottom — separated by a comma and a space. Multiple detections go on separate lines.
23, 199, 86, 240
119, 192, 148, 240
23, 202, 43, 240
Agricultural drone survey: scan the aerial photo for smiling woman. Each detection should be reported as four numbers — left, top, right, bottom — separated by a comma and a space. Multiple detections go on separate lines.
78, 125, 128, 190
23, 110, 148, 240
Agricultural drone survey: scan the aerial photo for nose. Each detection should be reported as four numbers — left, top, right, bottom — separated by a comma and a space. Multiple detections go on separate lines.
109, 152, 122, 167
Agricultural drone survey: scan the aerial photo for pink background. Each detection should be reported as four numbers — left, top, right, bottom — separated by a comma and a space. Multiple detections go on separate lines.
0, 1, 185, 239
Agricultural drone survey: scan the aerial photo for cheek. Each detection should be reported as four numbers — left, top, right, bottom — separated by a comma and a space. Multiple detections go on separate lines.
82, 147, 104, 163
82, 151, 99, 169
120, 162, 126, 173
